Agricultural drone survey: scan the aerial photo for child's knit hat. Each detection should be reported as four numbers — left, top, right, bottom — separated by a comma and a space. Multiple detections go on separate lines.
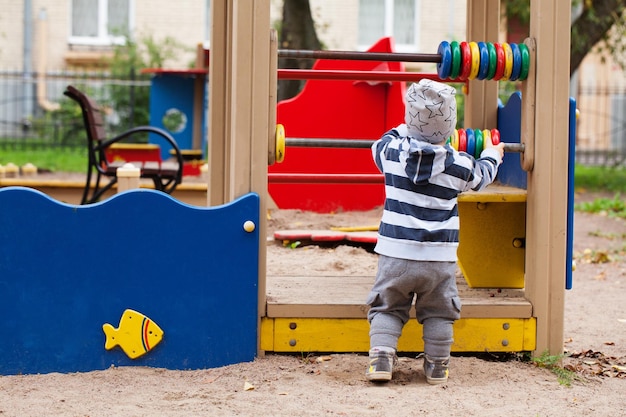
404, 79, 457, 143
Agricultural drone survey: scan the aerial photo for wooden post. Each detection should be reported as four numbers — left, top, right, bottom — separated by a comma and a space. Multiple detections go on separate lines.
192, 43, 206, 151
208, 0, 273, 355
464, 0, 500, 130
116, 163, 141, 193
524, 0, 571, 355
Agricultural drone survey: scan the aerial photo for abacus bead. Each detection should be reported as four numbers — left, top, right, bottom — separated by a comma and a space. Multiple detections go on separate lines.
477, 42, 490, 80
486, 42, 497, 80
518, 43, 530, 81
437, 41, 452, 79
468, 41, 481, 80
502, 42, 514, 80
458, 128, 467, 152
509, 43, 522, 81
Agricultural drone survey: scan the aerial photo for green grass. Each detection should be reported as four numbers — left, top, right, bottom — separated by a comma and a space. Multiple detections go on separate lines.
574, 193, 626, 218
0, 148, 87, 173
573, 165, 626, 218
574, 164, 626, 193
531, 350, 580, 387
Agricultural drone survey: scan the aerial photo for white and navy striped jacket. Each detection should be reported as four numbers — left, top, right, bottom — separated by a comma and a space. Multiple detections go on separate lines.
372, 124, 502, 262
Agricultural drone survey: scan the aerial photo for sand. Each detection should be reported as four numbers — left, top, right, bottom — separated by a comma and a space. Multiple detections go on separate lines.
0, 191, 625, 416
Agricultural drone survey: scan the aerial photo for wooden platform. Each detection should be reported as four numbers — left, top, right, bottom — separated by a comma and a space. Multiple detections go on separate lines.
0, 177, 208, 206
262, 273, 536, 353
266, 274, 531, 319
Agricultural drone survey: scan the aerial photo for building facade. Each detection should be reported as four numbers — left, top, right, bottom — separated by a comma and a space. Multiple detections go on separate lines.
1, 1, 624, 160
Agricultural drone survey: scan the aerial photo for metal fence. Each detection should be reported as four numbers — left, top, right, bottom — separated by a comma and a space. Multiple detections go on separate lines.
575, 83, 626, 166
0, 69, 151, 150
1, 69, 626, 166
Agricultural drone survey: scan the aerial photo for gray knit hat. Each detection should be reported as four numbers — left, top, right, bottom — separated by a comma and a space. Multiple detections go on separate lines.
405, 79, 457, 143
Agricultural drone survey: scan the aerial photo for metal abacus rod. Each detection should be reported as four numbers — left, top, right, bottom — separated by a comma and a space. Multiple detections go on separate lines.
285, 137, 524, 153
278, 49, 442, 63
277, 69, 440, 82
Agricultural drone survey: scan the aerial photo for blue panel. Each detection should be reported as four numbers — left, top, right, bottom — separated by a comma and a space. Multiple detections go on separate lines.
149, 75, 203, 160
0, 188, 259, 375
566, 97, 577, 290
497, 92, 527, 189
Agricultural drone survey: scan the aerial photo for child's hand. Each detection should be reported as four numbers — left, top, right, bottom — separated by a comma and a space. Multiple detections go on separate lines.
485, 140, 505, 160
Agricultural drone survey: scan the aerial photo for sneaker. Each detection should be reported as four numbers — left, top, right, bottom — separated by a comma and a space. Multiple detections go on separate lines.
366, 348, 396, 382
423, 355, 449, 385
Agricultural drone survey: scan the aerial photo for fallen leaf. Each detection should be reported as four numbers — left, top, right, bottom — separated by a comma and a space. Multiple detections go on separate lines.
604, 341, 615, 346
316, 355, 332, 363
592, 251, 610, 264
244, 381, 255, 391
593, 271, 606, 280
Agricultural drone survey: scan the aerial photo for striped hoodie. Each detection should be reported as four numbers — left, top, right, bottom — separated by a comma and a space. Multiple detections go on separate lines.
372, 124, 503, 262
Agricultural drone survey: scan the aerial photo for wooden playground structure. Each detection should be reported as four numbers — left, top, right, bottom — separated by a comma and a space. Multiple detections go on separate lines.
205, 0, 572, 358
0, 0, 573, 375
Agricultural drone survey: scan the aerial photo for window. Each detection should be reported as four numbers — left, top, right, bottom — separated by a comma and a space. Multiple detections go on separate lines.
70, 0, 132, 45
358, 0, 419, 52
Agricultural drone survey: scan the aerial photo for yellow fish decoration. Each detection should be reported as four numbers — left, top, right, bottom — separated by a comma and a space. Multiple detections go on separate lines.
102, 309, 164, 359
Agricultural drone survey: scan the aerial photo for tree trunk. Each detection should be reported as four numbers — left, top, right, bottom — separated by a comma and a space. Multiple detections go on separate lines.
570, 0, 626, 75
278, 0, 322, 101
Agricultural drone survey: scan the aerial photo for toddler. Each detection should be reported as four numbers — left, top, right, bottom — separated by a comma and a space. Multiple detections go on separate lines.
366, 79, 505, 384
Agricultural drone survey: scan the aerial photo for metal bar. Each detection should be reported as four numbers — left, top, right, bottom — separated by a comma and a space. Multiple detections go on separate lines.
277, 69, 442, 82
278, 49, 442, 64
503, 143, 525, 153
286, 138, 373, 148
285, 137, 525, 153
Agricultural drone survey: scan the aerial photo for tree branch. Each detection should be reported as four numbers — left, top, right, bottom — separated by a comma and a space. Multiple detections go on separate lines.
570, 0, 626, 75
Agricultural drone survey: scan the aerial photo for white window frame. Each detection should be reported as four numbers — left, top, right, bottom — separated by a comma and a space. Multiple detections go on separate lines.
69, 0, 135, 46
357, 0, 420, 53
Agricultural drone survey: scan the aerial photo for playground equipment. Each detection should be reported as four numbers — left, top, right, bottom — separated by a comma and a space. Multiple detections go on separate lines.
261, 0, 573, 358
0, 188, 260, 375
142, 45, 209, 172
0, 0, 572, 375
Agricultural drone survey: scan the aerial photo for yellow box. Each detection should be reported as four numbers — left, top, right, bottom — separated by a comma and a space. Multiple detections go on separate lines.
457, 186, 526, 288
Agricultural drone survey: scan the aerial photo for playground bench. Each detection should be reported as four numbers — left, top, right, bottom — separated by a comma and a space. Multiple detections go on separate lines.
64, 85, 184, 205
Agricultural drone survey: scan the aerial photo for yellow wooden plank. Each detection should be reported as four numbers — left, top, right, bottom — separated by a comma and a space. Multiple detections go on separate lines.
260, 317, 274, 351
330, 225, 379, 232
263, 317, 536, 353
457, 200, 526, 288
523, 314, 537, 351
109, 143, 160, 150
458, 185, 527, 203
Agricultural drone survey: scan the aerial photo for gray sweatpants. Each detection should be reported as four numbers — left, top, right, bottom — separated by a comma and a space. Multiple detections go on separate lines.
366, 255, 461, 358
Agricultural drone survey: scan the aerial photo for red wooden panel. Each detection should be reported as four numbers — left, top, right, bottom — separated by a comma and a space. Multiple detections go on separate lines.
269, 37, 406, 213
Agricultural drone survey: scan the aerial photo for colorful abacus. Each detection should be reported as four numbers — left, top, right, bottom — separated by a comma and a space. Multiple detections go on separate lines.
437, 41, 530, 82
446, 128, 501, 159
